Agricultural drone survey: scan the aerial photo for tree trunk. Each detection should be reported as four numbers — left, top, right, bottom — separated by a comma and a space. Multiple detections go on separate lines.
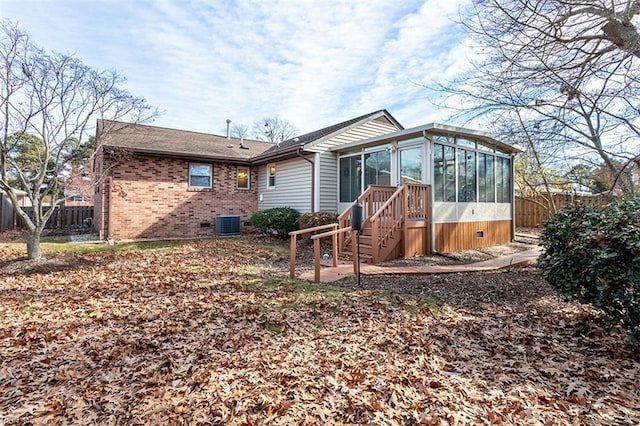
26, 228, 43, 260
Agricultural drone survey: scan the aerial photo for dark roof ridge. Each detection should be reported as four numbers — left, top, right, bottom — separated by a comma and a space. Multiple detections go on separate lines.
254, 109, 403, 158
97, 119, 268, 145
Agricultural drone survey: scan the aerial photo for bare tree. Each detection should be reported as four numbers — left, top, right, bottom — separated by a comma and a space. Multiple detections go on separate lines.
434, 0, 640, 196
231, 123, 250, 139
252, 116, 299, 144
0, 21, 155, 259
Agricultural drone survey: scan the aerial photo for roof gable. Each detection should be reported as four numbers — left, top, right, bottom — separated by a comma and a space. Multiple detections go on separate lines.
254, 109, 403, 159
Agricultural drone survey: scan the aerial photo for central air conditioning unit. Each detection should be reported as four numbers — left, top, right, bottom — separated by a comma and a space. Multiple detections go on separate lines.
215, 214, 241, 236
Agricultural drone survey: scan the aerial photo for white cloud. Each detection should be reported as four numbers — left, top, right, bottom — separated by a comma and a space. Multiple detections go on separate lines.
2, 0, 476, 135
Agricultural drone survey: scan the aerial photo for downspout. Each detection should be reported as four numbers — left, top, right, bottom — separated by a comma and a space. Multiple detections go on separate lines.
296, 146, 315, 212
105, 176, 112, 241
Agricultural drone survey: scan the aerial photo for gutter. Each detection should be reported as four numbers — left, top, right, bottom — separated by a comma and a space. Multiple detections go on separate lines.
250, 144, 303, 166
102, 145, 255, 166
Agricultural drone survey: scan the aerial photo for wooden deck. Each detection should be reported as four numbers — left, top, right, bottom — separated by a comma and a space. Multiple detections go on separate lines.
299, 248, 542, 283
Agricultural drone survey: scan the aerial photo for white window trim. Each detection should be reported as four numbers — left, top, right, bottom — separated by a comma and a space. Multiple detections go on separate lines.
267, 163, 276, 189
236, 166, 250, 190
189, 162, 213, 188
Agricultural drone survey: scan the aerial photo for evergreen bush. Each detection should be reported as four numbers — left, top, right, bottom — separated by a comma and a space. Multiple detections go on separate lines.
537, 198, 640, 336
250, 207, 300, 238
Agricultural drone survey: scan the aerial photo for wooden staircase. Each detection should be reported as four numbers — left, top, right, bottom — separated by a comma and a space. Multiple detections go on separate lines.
337, 184, 431, 264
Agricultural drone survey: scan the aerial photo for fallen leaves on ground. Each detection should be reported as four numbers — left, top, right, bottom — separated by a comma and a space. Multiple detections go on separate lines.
0, 237, 638, 425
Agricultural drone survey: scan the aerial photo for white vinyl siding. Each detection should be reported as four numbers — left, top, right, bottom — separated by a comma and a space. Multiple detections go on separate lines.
433, 202, 512, 223
258, 158, 312, 213
314, 118, 400, 212
256, 115, 401, 215
310, 118, 399, 152
318, 152, 338, 212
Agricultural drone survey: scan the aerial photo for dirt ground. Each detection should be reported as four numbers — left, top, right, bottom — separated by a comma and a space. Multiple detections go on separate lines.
1, 227, 546, 311
272, 227, 545, 307
1, 231, 639, 424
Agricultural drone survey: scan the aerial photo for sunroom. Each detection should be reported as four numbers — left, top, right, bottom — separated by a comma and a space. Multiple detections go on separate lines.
331, 123, 520, 258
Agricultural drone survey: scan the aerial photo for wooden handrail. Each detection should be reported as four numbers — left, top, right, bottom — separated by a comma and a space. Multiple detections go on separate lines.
310, 226, 353, 240
368, 184, 430, 261
311, 227, 355, 283
337, 185, 395, 253
289, 223, 339, 236
369, 185, 405, 221
289, 223, 338, 278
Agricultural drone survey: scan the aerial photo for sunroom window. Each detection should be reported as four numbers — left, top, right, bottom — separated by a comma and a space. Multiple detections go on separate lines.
457, 148, 476, 202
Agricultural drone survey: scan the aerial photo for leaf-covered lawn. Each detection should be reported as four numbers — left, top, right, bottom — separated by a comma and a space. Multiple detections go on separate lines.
0, 238, 638, 425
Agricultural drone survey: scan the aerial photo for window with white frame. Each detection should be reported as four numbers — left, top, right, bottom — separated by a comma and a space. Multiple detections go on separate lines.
267, 163, 276, 188
432, 137, 510, 204
236, 167, 250, 190
189, 163, 212, 188
496, 156, 511, 202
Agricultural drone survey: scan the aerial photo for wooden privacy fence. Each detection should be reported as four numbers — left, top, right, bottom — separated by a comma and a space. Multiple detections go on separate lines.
516, 193, 612, 227
17, 206, 94, 230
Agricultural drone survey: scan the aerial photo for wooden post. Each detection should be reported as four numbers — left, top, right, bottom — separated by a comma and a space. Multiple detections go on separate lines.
403, 186, 408, 258
352, 231, 359, 275
332, 224, 338, 267
289, 233, 297, 279
314, 237, 321, 283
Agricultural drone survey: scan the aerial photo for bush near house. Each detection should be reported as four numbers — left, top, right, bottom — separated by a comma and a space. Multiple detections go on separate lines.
298, 211, 339, 232
250, 207, 299, 238
538, 198, 640, 336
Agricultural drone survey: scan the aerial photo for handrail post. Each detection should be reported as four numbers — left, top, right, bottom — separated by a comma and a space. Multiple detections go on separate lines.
290, 233, 297, 279
332, 224, 338, 267
371, 216, 379, 262
403, 186, 408, 257
314, 237, 321, 283
352, 230, 359, 275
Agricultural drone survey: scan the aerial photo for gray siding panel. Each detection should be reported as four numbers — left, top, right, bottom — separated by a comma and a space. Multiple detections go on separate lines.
256, 118, 400, 214
319, 152, 337, 212
311, 120, 399, 152
258, 158, 312, 213
314, 120, 399, 212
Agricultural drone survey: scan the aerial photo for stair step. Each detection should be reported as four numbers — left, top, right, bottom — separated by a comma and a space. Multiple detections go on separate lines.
338, 254, 374, 263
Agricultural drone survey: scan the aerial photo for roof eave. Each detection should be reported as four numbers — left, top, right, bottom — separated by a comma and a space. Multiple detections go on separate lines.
102, 145, 255, 165
250, 144, 309, 166
329, 123, 522, 154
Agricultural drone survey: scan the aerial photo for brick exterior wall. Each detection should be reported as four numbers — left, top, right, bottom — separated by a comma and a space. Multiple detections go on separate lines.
97, 153, 258, 240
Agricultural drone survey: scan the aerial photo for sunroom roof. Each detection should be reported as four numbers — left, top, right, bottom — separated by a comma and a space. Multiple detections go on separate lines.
329, 123, 522, 154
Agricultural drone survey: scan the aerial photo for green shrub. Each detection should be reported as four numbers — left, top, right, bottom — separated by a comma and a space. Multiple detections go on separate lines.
250, 207, 300, 238
298, 211, 339, 232
537, 198, 640, 336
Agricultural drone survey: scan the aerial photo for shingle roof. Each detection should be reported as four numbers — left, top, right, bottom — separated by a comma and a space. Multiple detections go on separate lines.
97, 110, 403, 164
255, 109, 403, 157
97, 120, 273, 162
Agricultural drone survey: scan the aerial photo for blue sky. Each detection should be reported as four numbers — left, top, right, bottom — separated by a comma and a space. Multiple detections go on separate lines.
1, 0, 475, 137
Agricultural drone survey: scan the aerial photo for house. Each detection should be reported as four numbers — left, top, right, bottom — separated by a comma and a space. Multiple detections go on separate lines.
93, 111, 520, 259
330, 123, 520, 257
93, 120, 273, 241
93, 110, 402, 241
64, 164, 94, 207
